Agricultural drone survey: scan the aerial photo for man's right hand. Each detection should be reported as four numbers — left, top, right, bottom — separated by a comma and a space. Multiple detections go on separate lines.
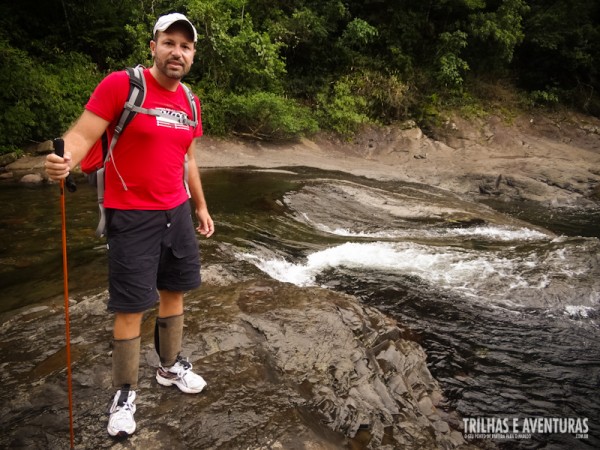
45, 151, 72, 181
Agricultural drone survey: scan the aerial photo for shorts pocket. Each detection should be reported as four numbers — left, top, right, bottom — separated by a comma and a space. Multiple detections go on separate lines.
171, 238, 199, 259
108, 254, 159, 310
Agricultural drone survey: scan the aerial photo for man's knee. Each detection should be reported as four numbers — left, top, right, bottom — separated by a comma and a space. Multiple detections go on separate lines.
113, 312, 144, 339
158, 290, 184, 316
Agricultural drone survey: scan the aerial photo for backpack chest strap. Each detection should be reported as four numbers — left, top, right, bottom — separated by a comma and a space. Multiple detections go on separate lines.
124, 103, 198, 127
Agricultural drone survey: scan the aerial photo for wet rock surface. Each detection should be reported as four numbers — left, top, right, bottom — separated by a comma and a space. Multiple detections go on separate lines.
0, 280, 482, 449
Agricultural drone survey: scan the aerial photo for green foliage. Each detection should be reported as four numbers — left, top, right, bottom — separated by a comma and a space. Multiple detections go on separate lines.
0, 0, 599, 151
254, 2, 352, 97
0, 0, 145, 69
342, 71, 409, 123
515, 0, 599, 113
106, 23, 154, 70
209, 91, 318, 140
469, 0, 529, 66
0, 39, 100, 152
43, 53, 102, 133
196, 85, 229, 137
187, 0, 286, 92
341, 19, 379, 48
286, 8, 330, 44
316, 79, 371, 137
0, 42, 37, 152
435, 31, 470, 89
463, 0, 487, 9
529, 89, 560, 107
416, 92, 443, 128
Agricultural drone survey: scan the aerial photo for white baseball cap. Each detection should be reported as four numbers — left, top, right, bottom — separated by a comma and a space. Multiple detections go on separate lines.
153, 13, 197, 42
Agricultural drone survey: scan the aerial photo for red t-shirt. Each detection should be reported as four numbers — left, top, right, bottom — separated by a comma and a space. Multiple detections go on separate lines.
86, 68, 203, 210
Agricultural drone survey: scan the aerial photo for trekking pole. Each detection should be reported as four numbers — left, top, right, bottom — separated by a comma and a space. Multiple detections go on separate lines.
53, 138, 75, 449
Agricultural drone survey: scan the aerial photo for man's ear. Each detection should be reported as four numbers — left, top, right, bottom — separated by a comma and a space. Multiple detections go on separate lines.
149, 40, 157, 57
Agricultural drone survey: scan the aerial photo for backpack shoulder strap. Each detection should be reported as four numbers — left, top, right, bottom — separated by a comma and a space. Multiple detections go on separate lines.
102, 66, 146, 161
180, 83, 198, 128
100, 66, 146, 164
115, 66, 146, 139
179, 83, 197, 198
95, 67, 145, 236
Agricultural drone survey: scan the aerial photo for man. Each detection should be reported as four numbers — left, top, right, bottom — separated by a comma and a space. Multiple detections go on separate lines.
45, 13, 214, 438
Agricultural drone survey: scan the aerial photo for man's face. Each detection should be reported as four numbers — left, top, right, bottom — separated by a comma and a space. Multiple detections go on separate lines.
150, 25, 195, 80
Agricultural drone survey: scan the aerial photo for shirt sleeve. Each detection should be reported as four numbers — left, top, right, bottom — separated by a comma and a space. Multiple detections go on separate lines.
85, 71, 130, 123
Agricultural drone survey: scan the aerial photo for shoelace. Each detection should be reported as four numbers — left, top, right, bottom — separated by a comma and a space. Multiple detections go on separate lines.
176, 356, 192, 371
112, 386, 134, 412
117, 388, 130, 406
118, 397, 134, 411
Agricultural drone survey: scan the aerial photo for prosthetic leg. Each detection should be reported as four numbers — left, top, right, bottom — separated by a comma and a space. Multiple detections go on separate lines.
154, 314, 207, 393
154, 314, 184, 367
112, 336, 141, 388
108, 336, 139, 437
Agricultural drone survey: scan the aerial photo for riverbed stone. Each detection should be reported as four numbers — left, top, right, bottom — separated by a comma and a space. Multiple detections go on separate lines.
19, 172, 44, 184
34, 139, 54, 154
7, 154, 46, 171
0, 151, 18, 167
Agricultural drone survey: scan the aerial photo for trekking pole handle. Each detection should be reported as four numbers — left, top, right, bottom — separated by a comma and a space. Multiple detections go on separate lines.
53, 138, 77, 193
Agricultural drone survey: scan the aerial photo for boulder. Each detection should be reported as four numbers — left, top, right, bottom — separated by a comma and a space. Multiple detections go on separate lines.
19, 173, 44, 184
0, 152, 19, 167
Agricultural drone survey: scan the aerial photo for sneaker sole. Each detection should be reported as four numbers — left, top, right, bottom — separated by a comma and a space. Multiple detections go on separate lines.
156, 374, 206, 394
108, 429, 132, 439
107, 423, 136, 438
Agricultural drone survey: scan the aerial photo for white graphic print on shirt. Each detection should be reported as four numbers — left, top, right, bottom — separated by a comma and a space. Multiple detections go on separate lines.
155, 108, 191, 130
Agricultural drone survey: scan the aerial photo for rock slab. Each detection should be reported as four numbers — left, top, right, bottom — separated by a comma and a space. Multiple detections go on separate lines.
0, 280, 481, 449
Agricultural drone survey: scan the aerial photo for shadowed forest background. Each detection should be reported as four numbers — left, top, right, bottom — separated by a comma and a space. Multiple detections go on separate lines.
0, 0, 598, 153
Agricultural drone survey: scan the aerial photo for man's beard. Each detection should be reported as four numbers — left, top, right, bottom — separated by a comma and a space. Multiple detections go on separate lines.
156, 57, 190, 80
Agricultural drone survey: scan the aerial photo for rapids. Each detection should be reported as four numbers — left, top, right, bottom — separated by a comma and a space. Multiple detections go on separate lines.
1, 167, 598, 449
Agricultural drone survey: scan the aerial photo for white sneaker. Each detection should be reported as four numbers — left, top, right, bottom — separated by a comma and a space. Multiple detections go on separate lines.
156, 356, 207, 394
107, 387, 136, 438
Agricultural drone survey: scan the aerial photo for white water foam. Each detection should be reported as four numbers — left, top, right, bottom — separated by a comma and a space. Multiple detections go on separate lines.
315, 223, 550, 242
239, 240, 596, 311
240, 242, 512, 291
564, 305, 595, 319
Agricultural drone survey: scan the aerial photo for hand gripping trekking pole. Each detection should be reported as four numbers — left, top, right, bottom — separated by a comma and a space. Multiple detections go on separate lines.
53, 138, 75, 449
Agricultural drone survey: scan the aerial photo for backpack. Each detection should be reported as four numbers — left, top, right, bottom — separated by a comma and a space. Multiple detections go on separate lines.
80, 65, 199, 237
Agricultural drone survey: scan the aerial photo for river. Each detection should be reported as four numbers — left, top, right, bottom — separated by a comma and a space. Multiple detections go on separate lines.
1, 167, 598, 449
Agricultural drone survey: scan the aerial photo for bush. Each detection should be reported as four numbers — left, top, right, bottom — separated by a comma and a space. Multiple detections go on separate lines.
344, 71, 409, 123
195, 85, 229, 137
41, 53, 102, 138
0, 42, 38, 153
528, 88, 560, 107
0, 39, 100, 153
207, 91, 318, 140
316, 78, 370, 136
